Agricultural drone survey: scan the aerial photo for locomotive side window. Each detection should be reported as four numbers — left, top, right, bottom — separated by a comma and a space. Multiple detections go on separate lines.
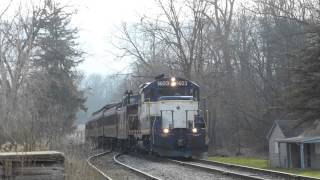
144, 89, 150, 100
144, 88, 155, 101
193, 89, 199, 101
130, 95, 139, 104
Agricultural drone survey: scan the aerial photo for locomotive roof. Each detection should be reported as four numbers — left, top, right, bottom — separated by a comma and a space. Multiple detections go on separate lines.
139, 77, 199, 93
92, 102, 120, 116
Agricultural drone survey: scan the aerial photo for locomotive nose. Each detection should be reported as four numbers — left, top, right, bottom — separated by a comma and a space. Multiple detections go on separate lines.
177, 138, 186, 147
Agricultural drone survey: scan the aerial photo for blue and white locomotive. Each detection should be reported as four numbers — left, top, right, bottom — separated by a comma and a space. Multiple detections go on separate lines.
85, 75, 208, 158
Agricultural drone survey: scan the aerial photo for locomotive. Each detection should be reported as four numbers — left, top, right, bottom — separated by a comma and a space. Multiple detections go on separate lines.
85, 75, 208, 158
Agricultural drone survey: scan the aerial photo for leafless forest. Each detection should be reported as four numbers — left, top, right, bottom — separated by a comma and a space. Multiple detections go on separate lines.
1, 0, 320, 158
114, 0, 320, 155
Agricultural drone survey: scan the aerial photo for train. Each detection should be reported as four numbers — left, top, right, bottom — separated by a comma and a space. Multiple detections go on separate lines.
85, 75, 208, 158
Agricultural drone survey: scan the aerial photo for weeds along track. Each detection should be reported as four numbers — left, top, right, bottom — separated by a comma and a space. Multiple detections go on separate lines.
170, 159, 320, 180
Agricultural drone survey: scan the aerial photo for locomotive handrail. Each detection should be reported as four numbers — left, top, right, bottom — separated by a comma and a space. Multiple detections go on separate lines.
185, 109, 199, 128
151, 117, 157, 147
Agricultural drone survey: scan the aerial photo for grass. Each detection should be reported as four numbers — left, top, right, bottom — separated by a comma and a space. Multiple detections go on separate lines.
62, 144, 104, 180
208, 156, 268, 169
65, 155, 103, 180
208, 156, 320, 178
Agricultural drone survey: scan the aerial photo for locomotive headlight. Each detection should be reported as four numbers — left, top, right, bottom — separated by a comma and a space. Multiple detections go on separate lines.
192, 128, 197, 133
163, 128, 169, 134
170, 77, 176, 87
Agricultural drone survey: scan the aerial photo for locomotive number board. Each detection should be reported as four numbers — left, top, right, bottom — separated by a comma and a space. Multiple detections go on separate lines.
157, 80, 188, 86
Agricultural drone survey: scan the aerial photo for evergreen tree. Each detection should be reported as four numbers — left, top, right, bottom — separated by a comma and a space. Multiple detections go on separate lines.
34, 0, 86, 140
287, 31, 320, 122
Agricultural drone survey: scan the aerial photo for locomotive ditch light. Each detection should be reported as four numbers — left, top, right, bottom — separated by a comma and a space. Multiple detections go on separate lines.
192, 128, 197, 133
163, 128, 169, 134
170, 81, 177, 87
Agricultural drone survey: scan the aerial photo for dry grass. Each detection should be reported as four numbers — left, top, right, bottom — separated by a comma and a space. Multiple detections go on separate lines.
209, 156, 320, 178
62, 144, 104, 180
65, 153, 103, 180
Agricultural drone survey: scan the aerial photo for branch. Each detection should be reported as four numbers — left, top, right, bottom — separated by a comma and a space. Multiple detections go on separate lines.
0, 0, 13, 20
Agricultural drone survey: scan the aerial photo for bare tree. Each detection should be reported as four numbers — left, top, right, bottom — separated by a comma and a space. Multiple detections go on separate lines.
0, 0, 84, 151
0, 2, 46, 148
114, 0, 320, 156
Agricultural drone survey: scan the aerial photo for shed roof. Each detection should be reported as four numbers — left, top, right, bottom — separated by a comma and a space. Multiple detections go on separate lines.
266, 120, 301, 139
277, 136, 320, 144
0, 151, 64, 162
268, 119, 320, 141
300, 120, 320, 137
0, 151, 63, 156
276, 120, 303, 137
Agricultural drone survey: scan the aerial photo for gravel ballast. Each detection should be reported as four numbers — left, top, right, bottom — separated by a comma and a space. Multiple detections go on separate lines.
117, 154, 239, 180
91, 152, 147, 180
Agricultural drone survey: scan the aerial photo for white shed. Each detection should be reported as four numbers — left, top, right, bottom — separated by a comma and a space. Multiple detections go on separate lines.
267, 120, 320, 169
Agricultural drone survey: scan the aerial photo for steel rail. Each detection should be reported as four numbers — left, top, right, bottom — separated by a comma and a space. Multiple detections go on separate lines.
113, 153, 162, 180
87, 151, 113, 180
194, 159, 320, 180
169, 159, 268, 180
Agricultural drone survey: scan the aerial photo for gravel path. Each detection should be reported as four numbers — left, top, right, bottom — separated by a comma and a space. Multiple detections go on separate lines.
91, 152, 147, 180
117, 154, 238, 180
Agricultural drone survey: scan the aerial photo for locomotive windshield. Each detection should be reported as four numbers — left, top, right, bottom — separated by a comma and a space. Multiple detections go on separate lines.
158, 87, 199, 100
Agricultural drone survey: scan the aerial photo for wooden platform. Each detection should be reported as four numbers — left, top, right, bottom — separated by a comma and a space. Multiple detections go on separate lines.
0, 151, 65, 180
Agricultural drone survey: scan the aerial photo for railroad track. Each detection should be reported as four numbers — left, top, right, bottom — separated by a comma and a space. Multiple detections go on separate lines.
88, 151, 320, 180
118, 152, 273, 179
87, 151, 161, 180
195, 159, 320, 180
170, 158, 320, 180
114, 153, 162, 180
169, 159, 266, 180
87, 150, 113, 180
117, 153, 236, 180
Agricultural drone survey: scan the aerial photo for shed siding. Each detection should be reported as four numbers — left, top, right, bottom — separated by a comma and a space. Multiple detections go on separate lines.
269, 125, 287, 168
311, 143, 320, 168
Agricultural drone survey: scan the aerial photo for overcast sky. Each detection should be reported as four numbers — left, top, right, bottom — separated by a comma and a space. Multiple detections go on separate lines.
64, 0, 157, 75
0, 0, 157, 75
